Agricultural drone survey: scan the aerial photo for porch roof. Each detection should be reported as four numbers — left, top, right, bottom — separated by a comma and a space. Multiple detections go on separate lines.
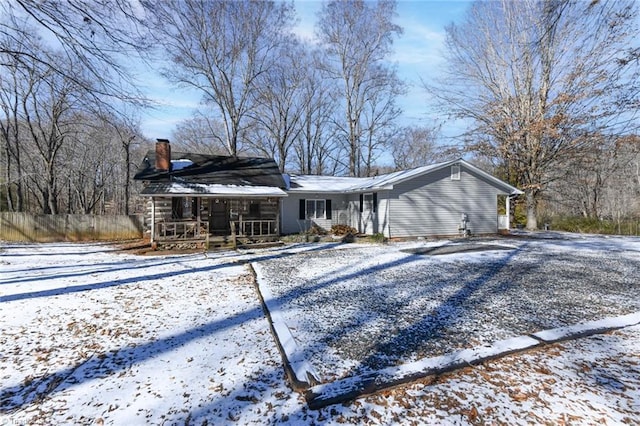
140, 182, 288, 198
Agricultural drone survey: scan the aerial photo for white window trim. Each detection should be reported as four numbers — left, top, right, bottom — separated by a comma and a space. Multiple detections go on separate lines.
451, 164, 461, 180
306, 199, 326, 220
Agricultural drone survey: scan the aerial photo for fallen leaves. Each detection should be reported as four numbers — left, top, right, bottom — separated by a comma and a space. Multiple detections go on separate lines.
3, 241, 640, 425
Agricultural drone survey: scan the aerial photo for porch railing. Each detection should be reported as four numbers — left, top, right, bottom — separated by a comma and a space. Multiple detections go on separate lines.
232, 220, 278, 237
156, 220, 209, 240
154, 219, 277, 240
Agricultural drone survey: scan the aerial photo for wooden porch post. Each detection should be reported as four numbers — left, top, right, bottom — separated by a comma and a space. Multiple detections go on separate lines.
278, 198, 283, 235
196, 197, 201, 236
506, 195, 511, 229
150, 197, 156, 243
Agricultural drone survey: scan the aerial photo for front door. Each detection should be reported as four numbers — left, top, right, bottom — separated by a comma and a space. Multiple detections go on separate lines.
361, 193, 377, 234
209, 199, 230, 235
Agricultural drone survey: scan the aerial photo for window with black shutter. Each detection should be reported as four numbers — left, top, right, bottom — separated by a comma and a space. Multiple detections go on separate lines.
301, 199, 327, 219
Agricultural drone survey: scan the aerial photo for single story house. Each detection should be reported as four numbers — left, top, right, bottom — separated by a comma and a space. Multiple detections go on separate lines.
282, 160, 523, 238
134, 140, 522, 244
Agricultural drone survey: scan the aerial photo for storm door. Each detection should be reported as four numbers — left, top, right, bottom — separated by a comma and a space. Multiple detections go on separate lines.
361, 193, 378, 234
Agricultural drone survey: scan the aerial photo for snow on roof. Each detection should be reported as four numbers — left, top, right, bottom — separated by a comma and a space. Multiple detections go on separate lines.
288, 159, 523, 195
288, 162, 446, 193
141, 182, 288, 197
171, 159, 194, 171
287, 175, 367, 192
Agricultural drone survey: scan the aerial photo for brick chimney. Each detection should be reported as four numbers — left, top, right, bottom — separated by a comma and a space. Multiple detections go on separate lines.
155, 139, 171, 171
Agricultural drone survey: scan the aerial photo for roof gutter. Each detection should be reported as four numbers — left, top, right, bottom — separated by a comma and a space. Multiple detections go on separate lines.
286, 185, 394, 195
139, 193, 288, 198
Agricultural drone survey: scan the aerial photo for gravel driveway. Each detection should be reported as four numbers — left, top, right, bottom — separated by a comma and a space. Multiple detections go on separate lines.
254, 234, 640, 380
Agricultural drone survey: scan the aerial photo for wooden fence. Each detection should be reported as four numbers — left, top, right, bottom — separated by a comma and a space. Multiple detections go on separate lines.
0, 213, 144, 242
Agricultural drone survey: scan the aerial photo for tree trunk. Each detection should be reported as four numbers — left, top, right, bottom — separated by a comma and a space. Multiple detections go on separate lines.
122, 136, 134, 216
525, 190, 537, 230
348, 115, 358, 176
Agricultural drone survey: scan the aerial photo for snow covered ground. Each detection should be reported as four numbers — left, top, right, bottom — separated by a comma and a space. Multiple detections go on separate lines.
255, 234, 640, 383
1, 234, 639, 424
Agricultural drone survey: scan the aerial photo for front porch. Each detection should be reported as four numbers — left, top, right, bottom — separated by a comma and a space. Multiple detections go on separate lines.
147, 196, 281, 246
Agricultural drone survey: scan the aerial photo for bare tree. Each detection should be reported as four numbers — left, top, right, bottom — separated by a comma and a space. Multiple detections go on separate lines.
148, 0, 295, 156
0, 46, 26, 211
1, 0, 152, 106
61, 123, 109, 214
293, 48, 341, 175
170, 114, 230, 156
360, 65, 404, 175
389, 124, 443, 170
546, 134, 640, 220
0, 22, 147, 215
62, 112, 146, 215
20, 56, 84, 214
106, 112, 142, 215
316, 0, 403, 176
248, 39, 310, 172
428, 0, 640, 229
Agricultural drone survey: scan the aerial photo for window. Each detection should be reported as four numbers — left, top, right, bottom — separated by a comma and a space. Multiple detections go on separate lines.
171, 197, 184, 219
306, 199, 325, 219
299, 199, 332, 220
249, 202, 260, 218
451, 164, 461, 180
360, 193, 377, 213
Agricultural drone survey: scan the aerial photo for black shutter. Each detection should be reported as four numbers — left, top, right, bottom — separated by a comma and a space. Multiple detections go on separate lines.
373, 193, 377, 213
359, 194, 364, 212
299, 199, 306, 220
326, 199, 332, 220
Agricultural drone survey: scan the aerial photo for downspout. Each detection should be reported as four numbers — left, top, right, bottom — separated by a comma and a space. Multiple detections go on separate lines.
385, 191, 391, 238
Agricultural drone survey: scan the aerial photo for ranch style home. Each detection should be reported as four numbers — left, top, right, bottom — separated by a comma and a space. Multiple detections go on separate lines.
134, 139, 523, 245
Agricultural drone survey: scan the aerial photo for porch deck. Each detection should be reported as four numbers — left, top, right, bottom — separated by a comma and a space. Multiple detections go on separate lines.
154, 219, 279, 242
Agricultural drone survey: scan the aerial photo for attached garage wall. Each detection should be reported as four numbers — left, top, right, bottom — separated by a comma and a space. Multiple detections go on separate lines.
388, 165, 505, 238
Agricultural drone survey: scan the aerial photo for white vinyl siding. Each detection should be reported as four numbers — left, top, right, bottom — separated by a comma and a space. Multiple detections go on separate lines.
280, 193, 349, 234
388, 165, 503, 237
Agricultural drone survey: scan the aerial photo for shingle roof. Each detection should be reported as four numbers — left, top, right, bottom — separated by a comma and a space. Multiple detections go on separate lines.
133, 151, 286, 189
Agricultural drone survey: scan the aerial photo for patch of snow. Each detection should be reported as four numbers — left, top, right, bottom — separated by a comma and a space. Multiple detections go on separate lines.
171, 159, 194, 171
309, 335, 541, 402
254, 236, 640, 382
1, 237, 639, 424
288, 162, 447, 193
167, 182, 287, 197
532, 311, 640, 342
253, 263, 320, 386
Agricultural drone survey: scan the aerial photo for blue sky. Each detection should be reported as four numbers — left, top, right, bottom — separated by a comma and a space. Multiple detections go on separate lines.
139, 1, 471, 139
